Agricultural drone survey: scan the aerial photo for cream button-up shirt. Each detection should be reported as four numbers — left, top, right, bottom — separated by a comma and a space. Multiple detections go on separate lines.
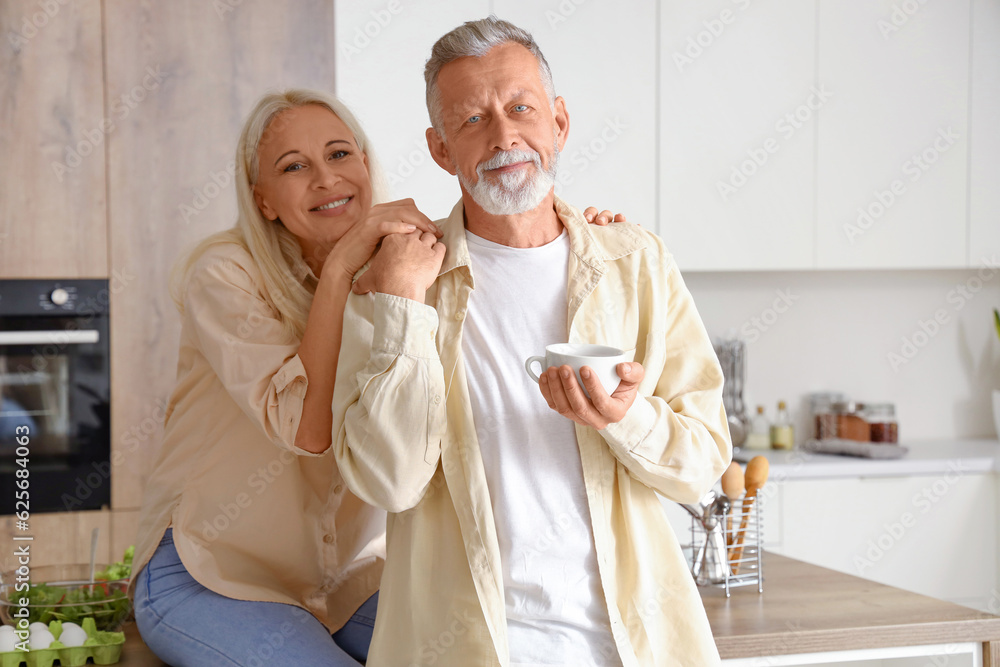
333, 198, 732, 666
131, 242, 385, 632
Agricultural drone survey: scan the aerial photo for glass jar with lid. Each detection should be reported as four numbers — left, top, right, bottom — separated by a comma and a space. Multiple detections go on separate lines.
810, 392, 846, 440
832, 401, 869, 441
864, 403, 898, 443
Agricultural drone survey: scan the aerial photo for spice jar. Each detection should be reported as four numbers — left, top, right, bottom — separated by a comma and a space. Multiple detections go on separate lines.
809, 392, 845, 440
865, 403, 898, 443
832, 401, 869, 441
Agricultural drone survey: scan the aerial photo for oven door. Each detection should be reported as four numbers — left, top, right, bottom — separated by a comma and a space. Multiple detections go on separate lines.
0, 317, 110, 513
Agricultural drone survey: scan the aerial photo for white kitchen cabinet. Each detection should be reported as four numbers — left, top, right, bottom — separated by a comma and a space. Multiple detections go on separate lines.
770, 473, 997, 612
969, 0, 1000, 266
334, 0, 487, 221
815, 0, 971, 269
659, 1, 817, 270
493, 0, 657, 225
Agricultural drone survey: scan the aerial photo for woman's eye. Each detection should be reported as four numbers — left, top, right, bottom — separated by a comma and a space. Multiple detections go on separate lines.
329, 150, 349, 160
283, 163, 303, 173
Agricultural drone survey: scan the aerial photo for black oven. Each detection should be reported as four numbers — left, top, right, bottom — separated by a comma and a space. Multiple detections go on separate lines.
0, 280, 111, 513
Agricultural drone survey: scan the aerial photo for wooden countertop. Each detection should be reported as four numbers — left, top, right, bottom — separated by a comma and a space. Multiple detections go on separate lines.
116, 552, 1000, 665
704, 552, 1000, 661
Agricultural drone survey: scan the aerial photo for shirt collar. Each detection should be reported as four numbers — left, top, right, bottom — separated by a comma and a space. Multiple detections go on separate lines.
436, 195, 647, 279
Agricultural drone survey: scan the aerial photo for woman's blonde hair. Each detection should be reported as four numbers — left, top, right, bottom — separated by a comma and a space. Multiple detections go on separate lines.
170, 88, 388, 341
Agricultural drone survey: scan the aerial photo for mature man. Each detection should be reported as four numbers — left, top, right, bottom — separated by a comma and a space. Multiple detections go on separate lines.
333, 16, 731, 666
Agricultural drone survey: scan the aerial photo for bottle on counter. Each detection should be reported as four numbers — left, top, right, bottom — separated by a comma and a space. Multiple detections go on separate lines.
864, 402, 898, 443
770, 400, 794, 450
745, 405, 771, 450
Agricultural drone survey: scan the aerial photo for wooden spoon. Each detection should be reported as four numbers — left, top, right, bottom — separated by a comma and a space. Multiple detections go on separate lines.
730, 456, 769, 574
720, 461, 745, 546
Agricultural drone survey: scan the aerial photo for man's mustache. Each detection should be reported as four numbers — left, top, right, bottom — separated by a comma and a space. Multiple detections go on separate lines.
477, 149, 542, 175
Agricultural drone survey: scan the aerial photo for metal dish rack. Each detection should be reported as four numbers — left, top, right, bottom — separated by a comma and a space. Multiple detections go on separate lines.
688, 495, 763, 597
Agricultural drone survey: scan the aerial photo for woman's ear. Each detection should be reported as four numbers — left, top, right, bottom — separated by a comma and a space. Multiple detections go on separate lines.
253, 186, 278, 221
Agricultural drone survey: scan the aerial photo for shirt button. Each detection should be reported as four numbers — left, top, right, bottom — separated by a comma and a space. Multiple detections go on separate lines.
333, 484, 343, 494
454, 310, 466, 321
323, 534, 335, 544
433, 395, 442, 405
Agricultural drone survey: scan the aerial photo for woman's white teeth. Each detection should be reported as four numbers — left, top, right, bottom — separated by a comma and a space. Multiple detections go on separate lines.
315, 197, 350, 211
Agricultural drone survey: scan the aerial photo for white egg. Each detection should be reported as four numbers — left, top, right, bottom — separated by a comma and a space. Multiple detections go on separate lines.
0, 625, 15, 638
0, 629, 17, 652
28, 622, 49, 636
28, 629, 54, 650
58, 622, 88, 647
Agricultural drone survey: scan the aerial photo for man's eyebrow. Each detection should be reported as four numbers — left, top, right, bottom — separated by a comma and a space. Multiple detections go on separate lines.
274, 139, 352, 167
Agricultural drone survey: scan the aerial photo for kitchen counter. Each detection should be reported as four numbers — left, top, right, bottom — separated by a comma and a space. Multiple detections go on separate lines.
734, 438, 1000, 479
706, 552, 1000, 664
116, 552, 1000, 666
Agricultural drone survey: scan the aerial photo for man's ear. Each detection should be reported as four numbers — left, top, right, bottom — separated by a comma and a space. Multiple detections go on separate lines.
553, 96, 570, 152
426, 127, 456, 175
253, 187, 278, 221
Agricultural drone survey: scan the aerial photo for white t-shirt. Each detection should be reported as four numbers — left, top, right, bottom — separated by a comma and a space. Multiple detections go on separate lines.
462, 228, 621, 667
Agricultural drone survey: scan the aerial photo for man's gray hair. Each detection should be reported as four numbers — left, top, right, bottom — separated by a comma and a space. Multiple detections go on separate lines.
424, 16, 555, 134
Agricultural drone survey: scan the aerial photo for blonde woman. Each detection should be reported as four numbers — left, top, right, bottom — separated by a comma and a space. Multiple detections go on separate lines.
130, 89, 623, 666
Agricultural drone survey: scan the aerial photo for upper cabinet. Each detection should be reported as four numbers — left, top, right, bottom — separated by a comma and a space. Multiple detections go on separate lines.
969, 0, 1000, 267
494, 0, 658, 225
815, 0, 970, 269
0, 0, 107, 278
660, 1, 817, 270
334, 1, 489, 222
659, 0, 988, 271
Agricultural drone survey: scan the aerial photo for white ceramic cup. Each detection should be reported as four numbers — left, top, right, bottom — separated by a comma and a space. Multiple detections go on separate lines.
524, 343, 631, 399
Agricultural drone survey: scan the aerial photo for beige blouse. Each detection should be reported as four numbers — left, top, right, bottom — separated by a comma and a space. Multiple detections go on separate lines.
130, 242, 385, 632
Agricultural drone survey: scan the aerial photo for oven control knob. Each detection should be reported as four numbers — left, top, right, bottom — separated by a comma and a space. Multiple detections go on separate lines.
50, 288, 70, 306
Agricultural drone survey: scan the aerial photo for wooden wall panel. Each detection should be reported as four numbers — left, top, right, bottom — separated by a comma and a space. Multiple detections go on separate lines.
103, 0, 336, 511
0, 0, 107, 278
0, 510, 110, 571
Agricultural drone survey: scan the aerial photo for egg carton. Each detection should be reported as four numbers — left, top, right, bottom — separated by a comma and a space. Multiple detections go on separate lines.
0, 618, 124, 667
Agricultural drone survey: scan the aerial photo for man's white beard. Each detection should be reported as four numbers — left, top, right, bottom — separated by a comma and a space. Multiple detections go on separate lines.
456, 144, 560, 216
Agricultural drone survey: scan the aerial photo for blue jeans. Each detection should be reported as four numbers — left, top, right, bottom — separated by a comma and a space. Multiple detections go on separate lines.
134, 529, 377, 666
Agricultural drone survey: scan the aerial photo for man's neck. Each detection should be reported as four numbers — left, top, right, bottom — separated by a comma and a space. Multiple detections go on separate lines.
462, 191, 563, 248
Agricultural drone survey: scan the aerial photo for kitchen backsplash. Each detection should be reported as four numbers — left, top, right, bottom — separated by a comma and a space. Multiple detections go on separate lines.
685, 268, 1000, 442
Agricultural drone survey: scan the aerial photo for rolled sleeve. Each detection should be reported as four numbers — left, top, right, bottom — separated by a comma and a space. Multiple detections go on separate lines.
332, 291, 445, 513
184, 251, 322, 457
596, 240, 731, 504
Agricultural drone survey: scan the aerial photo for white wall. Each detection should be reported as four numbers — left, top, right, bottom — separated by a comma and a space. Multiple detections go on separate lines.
683, 268, 1000, 442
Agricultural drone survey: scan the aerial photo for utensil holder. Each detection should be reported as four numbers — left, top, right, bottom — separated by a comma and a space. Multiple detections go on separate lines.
688, 495, 763, 597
